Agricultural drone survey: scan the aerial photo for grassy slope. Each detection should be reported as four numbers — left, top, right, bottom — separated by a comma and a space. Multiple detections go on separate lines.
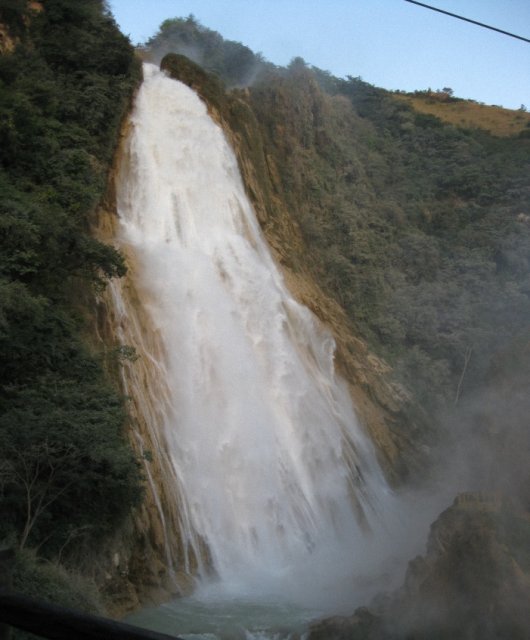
395, 91, 530, 137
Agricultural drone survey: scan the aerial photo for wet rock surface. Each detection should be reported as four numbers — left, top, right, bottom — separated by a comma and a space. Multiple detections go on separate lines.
308, 492, 530, 640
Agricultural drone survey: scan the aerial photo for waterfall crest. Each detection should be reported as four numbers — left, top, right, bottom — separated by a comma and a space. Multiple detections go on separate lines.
109, 63, 399, 608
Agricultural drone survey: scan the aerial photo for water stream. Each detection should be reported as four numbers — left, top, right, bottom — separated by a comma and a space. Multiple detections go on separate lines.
110, 63, 411, 638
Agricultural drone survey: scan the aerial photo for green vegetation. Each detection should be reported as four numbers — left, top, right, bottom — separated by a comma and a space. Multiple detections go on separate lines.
145, 15, 273, 86
244, 67, 530, 418
160, 52, 226, 112
0, 0, 142, 592
12, 549, 103, 640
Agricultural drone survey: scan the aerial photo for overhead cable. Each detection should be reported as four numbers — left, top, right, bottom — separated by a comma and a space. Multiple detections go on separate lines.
404, 0, 530, 44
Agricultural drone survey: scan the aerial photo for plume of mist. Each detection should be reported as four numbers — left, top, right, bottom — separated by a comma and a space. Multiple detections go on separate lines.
140, 15, 272, 89
431, 334, 530, 509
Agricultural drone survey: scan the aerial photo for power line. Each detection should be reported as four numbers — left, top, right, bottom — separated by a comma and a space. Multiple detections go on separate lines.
404, 0, 530, 44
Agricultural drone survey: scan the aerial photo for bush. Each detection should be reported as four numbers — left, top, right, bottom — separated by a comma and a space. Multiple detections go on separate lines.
11, 549, 102, 640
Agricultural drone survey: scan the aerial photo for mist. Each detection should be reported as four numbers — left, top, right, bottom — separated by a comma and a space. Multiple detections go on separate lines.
140, 15, 271, 89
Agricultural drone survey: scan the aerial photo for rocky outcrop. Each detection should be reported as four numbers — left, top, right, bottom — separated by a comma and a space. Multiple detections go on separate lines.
308, 608, 382, 640
0, 23, 16, 53
308, 492, 530, 639
395, 492, 530, 638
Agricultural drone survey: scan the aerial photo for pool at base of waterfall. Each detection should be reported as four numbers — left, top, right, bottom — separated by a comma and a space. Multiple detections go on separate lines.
126, 591, 325, 640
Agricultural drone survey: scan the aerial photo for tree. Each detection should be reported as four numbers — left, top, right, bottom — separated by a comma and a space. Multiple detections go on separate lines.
1, 441, 81, 550
0, 376, 142, 555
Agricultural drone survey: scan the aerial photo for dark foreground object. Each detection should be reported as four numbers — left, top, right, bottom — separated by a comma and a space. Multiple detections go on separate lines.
0, 590, 182, 640
307, 493, 530, 640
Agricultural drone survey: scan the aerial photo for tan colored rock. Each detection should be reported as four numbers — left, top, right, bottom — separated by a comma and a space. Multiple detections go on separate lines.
0, 23, 16, 54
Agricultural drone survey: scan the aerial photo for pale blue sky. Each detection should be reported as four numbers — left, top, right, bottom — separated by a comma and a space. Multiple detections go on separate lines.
108, 0, 530, 110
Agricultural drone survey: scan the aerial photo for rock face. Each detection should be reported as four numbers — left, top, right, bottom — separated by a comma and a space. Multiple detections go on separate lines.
0, 23, 16, 53
308, 492, 530, 640
392, 492, 530, 639
0, 1, 43, 53
308, 608, 382, 640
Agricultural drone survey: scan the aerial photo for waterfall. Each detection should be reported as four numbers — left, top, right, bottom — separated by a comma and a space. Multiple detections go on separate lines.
109, 63, 402, 611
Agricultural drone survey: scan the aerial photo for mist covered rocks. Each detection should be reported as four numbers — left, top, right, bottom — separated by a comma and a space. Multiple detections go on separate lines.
308, 607, 382, 640
308, 492, 530, 640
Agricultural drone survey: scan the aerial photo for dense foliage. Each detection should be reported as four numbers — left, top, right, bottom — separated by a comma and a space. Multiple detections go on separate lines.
250, 70, 530, 411
0, 0, 142, 561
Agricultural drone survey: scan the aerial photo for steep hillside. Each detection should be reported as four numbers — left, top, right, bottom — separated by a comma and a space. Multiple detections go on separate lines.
0, 0, 143, 618
149, 18, 530, 485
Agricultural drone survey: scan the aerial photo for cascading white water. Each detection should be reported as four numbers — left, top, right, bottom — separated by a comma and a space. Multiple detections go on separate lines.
113, 63, 404, 614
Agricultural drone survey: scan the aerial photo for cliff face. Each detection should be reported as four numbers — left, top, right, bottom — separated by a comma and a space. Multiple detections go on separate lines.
142, 50, 530, 633
0, 1, 42, 53
159, 53, 426, 484
308, 493, 530, 640
0, 23, 16, 53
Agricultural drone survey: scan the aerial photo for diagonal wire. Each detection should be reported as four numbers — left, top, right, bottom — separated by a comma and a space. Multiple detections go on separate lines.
404, 0, 530, 44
